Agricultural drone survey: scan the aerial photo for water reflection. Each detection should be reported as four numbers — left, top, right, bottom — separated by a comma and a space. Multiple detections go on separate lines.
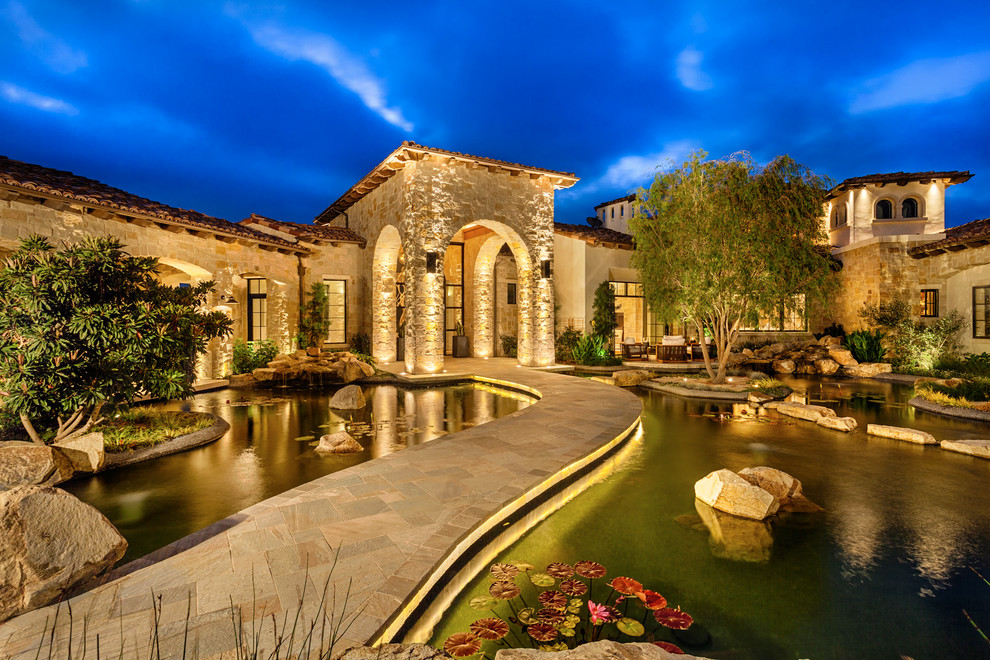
62, 383, 533, 563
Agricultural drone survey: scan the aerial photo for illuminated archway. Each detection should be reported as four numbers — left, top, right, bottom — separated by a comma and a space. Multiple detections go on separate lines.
471, 225, 534, 360
372, 225, 403, 363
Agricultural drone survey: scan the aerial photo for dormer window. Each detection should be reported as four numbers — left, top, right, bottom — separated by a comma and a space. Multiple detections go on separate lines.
876, 200, 893, 220
902, 198, 919, 218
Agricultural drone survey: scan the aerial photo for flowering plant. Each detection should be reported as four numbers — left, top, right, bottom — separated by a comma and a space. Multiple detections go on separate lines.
441, 560, 694, 657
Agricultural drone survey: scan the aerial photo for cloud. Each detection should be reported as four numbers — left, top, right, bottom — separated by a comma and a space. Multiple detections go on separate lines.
1, 82, 78, 115
675, 45, 712, 91
849, 51, 990, 114
563, 140, 701, 198
241, 20, 413, 132
4, 1, 87, 74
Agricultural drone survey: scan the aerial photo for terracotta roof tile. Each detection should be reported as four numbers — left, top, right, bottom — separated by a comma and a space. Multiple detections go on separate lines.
240, 214, 366, 246
0, 155, 303, 250
829, 170, 972, 198
593, 193, 636, 209
554, 222, 635, 249
908, 217, 990, 258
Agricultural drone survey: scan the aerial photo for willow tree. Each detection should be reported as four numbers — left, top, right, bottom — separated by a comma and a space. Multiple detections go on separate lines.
630, 151, 837, 383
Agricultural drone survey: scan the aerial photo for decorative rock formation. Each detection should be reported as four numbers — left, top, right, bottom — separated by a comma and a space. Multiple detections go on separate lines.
737, 466, 822, 512
316, 431, 364, 454
842, 363, 893, 378
611, 370, 653, 387
495, 640, 710, 659
774, 402, 836, 423
694, 469, 779, 520
867, 424, 937, 445
940, 439, 990, 459
695, 499, 773, 563
252, 367, 276, 382
0, 486, 127, 622
816, 415, 858, 432
815, 358, 840, 375
747, 391, 774, 404
771, 359, 795, 374
827, 347, 857, 366
0, 443, 73, 491
228, 373, 257, 387
54, 432, 105, 473
330, 385, 367, 410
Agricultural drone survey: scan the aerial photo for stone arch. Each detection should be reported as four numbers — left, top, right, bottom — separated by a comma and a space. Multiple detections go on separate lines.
470, 225, 534, 360
372, 225, 403, 363
900, 195, 924, 219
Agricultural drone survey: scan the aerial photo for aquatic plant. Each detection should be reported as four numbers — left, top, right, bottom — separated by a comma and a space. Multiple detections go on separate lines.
442, 560, 695, 656
844, 329, 887, 363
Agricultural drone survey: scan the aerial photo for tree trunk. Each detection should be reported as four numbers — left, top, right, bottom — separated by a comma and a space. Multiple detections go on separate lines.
19, 414, 44, 445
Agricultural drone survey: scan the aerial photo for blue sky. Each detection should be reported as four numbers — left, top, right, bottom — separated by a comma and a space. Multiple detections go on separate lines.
2, 1, 989, 228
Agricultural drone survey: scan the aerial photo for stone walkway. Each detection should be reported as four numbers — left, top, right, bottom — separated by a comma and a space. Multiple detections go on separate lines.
0, 359, 641, 659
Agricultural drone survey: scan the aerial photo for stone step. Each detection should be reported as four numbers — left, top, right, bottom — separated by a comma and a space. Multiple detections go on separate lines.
866, 424, 937, 445
940, 439, 990, 459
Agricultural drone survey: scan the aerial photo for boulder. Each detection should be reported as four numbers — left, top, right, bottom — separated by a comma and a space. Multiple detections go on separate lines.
768, 343, 786, 355
590, 376, 615, 386
737, 466, 823, 512
842, 363, 892, 378
828, 348, 858, 366
695, 499, 773, 562
54, 432, 104, 473
741, 348, 755, 358
273, 366, 301, 381
748, 391, 774, 405
335, 359, 371, 383
612, 369, 653, 387
330, 385, 366, 410
754, 345, 775, 359
940, 439, 990, 459
338, 644, 452, 660
867, 424, 937, 445
0, 443, 73, 491
815, 358, 840, 375
300, 363, 336, 376
357, 360, 375, 378
819, 335, 843, 347
316, 431, 363, 454
252, 367, 276, 382
495, 640, 710, 660
694, 469, 779, 520
0, 486, 127, 622
306, 346, 321, 357
817, 416, 858, 432
774, 403, 836, 423
228, 373, 257, 387
266, 359, 293, 370
772, 359, 795, 374
726, 352, 750, 367
794, 361, 817, 375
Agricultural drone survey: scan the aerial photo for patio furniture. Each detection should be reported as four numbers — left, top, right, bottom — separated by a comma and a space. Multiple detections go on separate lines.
658, 335, 689, 362
621, 337, 648, 361
691, 340, 717, 361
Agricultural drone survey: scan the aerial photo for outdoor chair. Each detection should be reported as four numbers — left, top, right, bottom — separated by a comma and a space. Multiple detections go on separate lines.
691, 340, 717, 361
658, 335, 689, 362
621, 337, 648, 361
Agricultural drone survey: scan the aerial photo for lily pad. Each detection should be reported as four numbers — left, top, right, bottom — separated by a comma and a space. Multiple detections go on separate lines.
469, 596, 498, 611
517, 607, 539, 625
530, 572, 555, 587
294, 435, 315, 441
616, 617, 645, 637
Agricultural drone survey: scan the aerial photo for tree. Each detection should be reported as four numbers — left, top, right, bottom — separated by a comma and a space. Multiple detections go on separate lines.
631, 151, 838, 383
591, 281, 617, 350
298, 281, 330, 349
0, 235, 232, 444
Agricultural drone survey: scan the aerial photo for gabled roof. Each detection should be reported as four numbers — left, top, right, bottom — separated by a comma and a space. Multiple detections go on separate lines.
315, 141, 580, 224
593, 193, 636, 210
828, 170, 972, 199
0, 155, 305, 252
554, 222, 635, 250
240, 214, 366, 247
909, 217, 990, 259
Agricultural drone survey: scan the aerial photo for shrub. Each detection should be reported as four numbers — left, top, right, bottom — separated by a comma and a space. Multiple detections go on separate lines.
961, 352, 990, 377
858, 298, 911, 329
500, 334, 518, 358
916, 376, 990, 403
231, 339, 278, 374
351, 331, 371, 356
298, 282, 330, 349
591, 281, 617, 348
572, 334, 622, 367
845, 329, 887, 363
748, 377, 792, 399
555, 327, 582, 363
889, 311, 964, 371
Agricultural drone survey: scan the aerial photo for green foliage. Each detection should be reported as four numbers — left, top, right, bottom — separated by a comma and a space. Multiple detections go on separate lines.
630, 150, 837, 383
747, 377, 792, 399
298, 282, 330, 349
231, 338, 278, 374
572, 334, 622, 366
350, 331, 371, 356
349, 351, 377, 367
500, 334, 518, 358
890, 311, 965, 370
555, 327, 583, 363
858, 298, 911, 329
960, 353, 990, 377
916, 377, 990, 405
844, 329, 887, 363
0, 235, 231, 444
591, 281, 617, 345
454, 320, 465, 336
102, 409, 214, 452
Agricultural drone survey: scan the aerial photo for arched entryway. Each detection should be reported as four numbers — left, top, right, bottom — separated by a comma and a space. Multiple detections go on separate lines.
371, 225, 404, 364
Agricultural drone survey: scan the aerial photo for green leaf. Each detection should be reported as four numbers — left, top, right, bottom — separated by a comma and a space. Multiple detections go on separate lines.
469, 596, 498, 611
530, 572, 555, 588
615, 618, 645, 637
517, 608, 539, 625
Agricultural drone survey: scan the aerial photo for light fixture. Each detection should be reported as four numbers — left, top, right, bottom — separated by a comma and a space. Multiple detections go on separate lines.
541, 259, 552, 279
219, 294, 239, 305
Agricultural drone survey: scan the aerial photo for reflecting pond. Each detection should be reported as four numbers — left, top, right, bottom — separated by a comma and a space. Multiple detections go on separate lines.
63, 382, 534, 563
428, 377, 990, 659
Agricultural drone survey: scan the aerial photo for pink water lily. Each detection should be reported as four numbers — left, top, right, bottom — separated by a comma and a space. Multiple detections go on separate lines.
587, 600, 615, 625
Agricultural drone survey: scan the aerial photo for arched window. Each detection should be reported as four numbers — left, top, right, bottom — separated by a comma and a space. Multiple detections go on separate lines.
902, 198, 919, 218
876, 199, 893, 220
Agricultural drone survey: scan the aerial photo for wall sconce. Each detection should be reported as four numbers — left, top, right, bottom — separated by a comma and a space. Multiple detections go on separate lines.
541, 259, 552, 279
426, 251, 439, 274
219, 294, 239, 305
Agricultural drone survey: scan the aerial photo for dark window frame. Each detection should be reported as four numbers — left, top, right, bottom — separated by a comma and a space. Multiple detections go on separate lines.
902, 198, 919, 218
246, 277, 267, 341
506, 282, 517, 305
920, 289, 938, 318
324, 278, 347, 343
876, 199, 893, 220
974, 286, 990, 338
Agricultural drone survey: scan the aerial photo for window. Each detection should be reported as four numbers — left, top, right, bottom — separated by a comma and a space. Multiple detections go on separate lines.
620, 206, 624, 217
506, 282, 516, 305
975, 287, 990, 338
876, 199, 893, 220
178, 282, 191, 289
830, 204, 847, 229
324, 279, 346, 343
246, 278, 267, 341
919, 289, 938, 318
740, 295, 807, 332
611, 207, 615, 218
902, 198, 919, 218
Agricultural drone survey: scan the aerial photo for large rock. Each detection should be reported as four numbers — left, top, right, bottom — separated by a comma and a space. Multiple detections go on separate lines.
815, 358, 840, 375
737, 466, 823, 512
774, 402, 836, 423
54, 432, 105, 473
316, 431, 363, 454
817, 416, 858, 432
842, 363, 892, 378
819, 335, 843, 347
612, 369, 653, 387
0, 443, 73, 491
694, 469, 779, 520
335, 359, 373, 383
772, 359, 795, 374
227, 373, 257, 387
748, 391, 774, 405
330, 385, 366, 410
0, 486, 127, 622
867, 424, 937, 445
695, 499, 773, 562
252, 367, 276, 382
496, 640, 710, 660
940, 439, 990, 459
828, 348, 858, 366
339, 644, 451, 659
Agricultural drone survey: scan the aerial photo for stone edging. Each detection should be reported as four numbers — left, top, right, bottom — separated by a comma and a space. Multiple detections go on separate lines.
909, 396, 990, 422
101, 414, 230, 471
640, 380, 749, 401
872, 373, 923, 384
